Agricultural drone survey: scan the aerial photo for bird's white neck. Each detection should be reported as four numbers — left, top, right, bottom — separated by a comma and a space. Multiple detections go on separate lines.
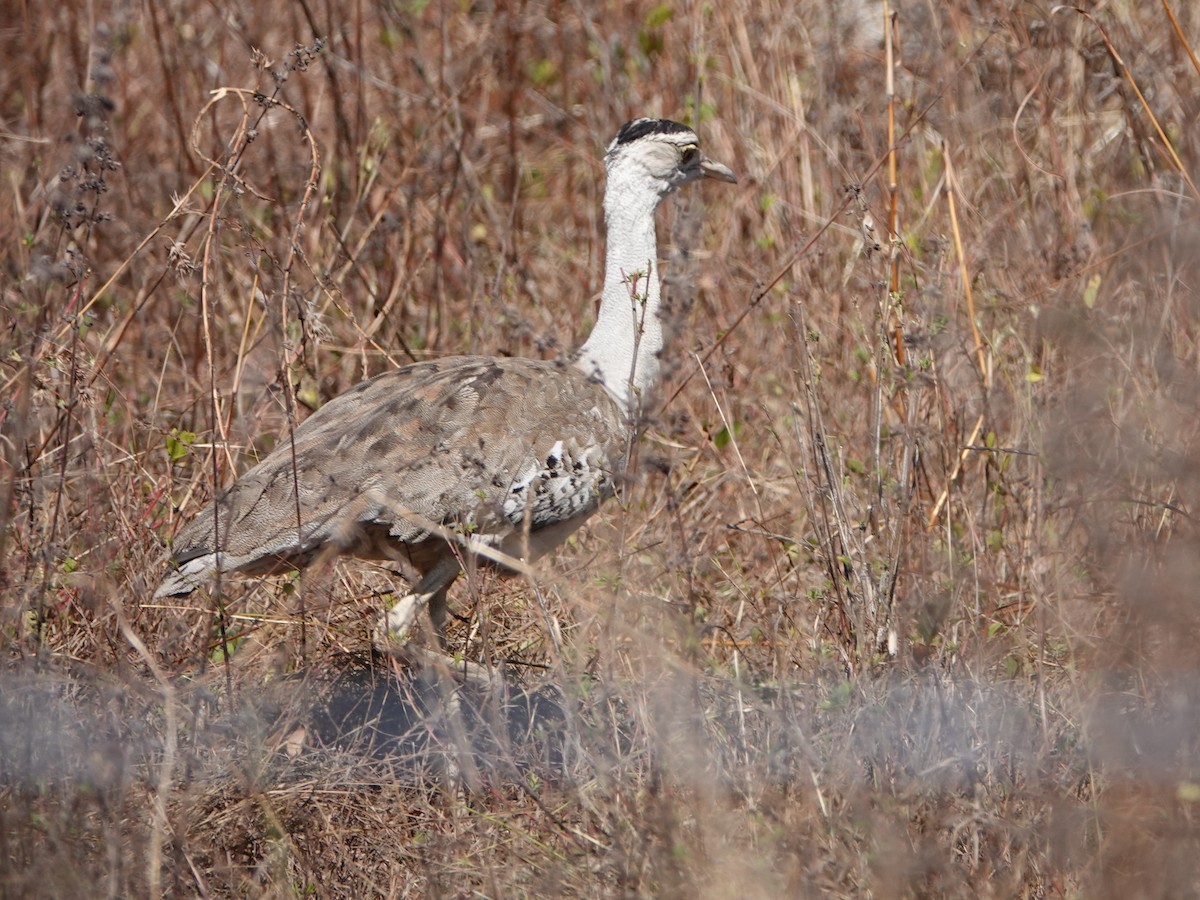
575, 169, 668, 417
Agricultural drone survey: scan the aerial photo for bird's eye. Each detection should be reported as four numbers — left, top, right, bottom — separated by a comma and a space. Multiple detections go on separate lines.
680, 146, 699, 166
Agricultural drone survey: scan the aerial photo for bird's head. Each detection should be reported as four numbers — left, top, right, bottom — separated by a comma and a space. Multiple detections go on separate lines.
605, 118, 737, 195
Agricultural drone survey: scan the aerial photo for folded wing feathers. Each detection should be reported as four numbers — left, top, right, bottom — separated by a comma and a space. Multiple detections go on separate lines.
156, 356, 627, 596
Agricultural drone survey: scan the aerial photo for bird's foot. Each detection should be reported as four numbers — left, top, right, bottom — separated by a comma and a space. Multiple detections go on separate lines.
375, 591, 427, 648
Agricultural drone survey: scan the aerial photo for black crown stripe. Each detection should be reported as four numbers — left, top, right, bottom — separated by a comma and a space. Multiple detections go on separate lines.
613, 118, 693, 147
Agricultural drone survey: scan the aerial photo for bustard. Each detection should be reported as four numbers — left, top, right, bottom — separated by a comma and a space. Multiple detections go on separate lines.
155, 118, 736, 643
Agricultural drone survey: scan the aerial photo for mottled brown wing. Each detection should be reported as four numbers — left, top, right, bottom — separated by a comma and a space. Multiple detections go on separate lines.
155, 356, 628, 596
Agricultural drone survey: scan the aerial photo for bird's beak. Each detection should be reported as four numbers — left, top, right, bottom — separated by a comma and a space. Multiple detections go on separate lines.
700, 156, 738, 184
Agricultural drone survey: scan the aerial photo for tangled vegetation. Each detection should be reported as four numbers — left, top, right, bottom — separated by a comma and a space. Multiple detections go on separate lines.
3, 1, 1200, 896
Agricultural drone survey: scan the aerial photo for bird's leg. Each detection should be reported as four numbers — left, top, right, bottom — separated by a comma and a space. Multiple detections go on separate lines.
427, 583, 450, 645
377, 554, 461, 647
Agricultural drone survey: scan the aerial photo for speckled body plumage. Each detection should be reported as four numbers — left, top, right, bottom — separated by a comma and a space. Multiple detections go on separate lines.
155, 118, 735, 641
156, 356, 627, 598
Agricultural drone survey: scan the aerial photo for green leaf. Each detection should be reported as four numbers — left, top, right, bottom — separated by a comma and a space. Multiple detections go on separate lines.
165, 428, 196, 463
528, 57, 557, 87
638, 30, 664, 58
296, 376, 320, 410
210, 635, 242, 662
713, 422, 741, 449
644, 3, 674, 29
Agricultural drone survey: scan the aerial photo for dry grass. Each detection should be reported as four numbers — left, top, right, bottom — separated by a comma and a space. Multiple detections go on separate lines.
3, 0, 1200, 896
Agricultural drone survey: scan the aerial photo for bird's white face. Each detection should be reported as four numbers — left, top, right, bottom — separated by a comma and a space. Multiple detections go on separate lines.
605, 118, 737, 193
